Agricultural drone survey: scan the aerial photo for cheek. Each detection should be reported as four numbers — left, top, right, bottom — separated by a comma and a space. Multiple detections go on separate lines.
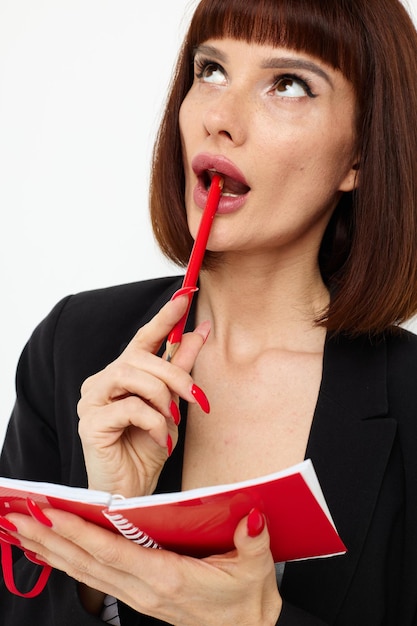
178, 95, 199, 146
281, 126, 355, 187
178, 101, 189, 158
321, 104, 357, 171
178, 98, 187, 134
179, 98, 204, 180
314, 128, 356, 188
179, 102, 194, 187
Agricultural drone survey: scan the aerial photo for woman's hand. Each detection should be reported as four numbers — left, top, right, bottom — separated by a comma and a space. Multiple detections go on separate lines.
77, 293, 210, 498
8, 508, 282, 626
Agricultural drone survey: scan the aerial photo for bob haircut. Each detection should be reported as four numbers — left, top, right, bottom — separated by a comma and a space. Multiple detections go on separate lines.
150, 0, 417, 335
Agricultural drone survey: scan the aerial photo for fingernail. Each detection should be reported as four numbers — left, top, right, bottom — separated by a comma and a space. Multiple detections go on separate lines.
191, 384, 210, 413
167, 434, 173, 457
26, 499, 53, 528
195, 320, 211, 345
170, 286, 199, 301
0, 530, 21, 546
24, 551, 47, 566
0, 516, 18, 533
169, 400, 181, 426
247, 508, 265, 538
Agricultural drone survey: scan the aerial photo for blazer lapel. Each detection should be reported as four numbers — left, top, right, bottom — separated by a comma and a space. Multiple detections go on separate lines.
281, 332, 397, 621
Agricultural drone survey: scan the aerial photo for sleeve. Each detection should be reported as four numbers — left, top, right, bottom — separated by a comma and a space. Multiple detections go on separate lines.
0, 298, 108, 625
0, 297, 70, 482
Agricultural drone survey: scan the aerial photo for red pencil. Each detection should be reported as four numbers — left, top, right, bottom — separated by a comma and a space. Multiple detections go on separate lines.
166, 174, 223, 361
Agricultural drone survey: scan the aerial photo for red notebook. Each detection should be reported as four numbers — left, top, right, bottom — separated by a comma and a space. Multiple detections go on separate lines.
0, 459, 346, 597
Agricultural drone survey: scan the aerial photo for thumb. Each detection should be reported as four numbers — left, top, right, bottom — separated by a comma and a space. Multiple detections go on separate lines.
234, 508, 271, 561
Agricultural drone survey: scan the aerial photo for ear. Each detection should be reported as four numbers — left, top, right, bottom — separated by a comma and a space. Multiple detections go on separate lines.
338, 161, 360, 193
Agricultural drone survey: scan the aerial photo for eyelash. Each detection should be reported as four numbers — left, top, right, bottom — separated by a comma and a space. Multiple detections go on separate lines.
194, 57, 317, 99
194, 57, 223, 80
272, 73, 317, 99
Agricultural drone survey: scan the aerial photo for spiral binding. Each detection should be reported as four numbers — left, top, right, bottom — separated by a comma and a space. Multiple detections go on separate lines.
103, 512, 161, 549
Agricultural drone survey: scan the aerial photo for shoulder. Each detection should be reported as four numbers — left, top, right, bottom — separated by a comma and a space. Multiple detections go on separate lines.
381, 327, 417, 410
46, 275, 182, 333
60, 276, 183, 321
325, 326, 417, 417
332, 326, 417, 373
25, 276, 183, 376
57, 274, 182, 337
384, 326, 417, 382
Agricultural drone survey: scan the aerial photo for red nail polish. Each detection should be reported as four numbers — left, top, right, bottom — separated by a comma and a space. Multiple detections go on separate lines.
0, 530, 21, 546
169, 400, 181, 426
247, 508, 265, 538
191, 384, 210, 413
170, 286, 199, 301
24, 551, 47, 566
26, 499, 53, 528
167, 434, 173, 457
0, 516, 18, 533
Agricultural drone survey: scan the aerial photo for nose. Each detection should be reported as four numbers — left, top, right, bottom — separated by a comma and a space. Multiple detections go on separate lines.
202, 89, 247, 146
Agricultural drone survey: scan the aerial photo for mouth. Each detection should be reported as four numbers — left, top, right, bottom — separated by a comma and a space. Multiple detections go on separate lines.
203, 169, 251, 197
192, 154, 251, 198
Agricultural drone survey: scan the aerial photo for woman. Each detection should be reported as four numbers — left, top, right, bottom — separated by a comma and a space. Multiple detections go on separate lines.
1, 0, 417, 624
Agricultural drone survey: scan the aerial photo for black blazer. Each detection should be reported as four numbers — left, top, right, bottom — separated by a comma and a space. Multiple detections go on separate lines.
1, 276, 417, 625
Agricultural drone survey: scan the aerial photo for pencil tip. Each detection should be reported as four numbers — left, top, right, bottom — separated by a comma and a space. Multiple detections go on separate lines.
165, 342, 180, 362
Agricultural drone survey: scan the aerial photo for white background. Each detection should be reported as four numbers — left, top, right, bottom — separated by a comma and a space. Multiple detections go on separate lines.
1, 0, 416, 445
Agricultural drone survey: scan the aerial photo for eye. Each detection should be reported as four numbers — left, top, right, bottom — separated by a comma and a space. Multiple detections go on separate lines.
194, 58, 226, 85
273, 75, 316, 99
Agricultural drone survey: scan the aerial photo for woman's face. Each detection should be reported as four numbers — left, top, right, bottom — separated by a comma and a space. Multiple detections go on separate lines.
179, 38, 358, 259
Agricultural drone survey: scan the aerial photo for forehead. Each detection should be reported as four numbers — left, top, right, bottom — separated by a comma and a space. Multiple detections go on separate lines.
188, 0, 363, 86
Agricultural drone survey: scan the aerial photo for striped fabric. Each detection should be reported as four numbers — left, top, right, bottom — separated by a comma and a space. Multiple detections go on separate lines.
101, 594, 121, 625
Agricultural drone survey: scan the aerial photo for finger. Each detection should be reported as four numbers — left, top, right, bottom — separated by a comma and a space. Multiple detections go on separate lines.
126, 295, 191, 356
233, 510, 274, 570
80, 364, 173, 419
80, 352, 208, 416
233, 511, 282, 620
78, 394, 170, 449
12, 510, 189, 621
165, 319, 211, 372
8, 513, 126, 599
11, 510, 166, 593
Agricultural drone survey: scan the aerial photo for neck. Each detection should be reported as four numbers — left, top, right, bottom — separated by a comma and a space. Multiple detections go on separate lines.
196, 251, 329, 358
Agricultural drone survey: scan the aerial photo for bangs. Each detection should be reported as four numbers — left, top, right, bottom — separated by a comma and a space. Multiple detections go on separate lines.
187, 0, 367, 87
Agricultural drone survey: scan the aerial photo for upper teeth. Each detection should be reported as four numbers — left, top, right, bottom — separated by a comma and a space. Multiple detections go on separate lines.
205, 168, 249, 197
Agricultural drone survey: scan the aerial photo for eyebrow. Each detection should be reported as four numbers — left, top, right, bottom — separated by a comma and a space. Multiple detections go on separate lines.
261, 57, 334, 88
194, 44, 334, 88
194, 44, 228, 62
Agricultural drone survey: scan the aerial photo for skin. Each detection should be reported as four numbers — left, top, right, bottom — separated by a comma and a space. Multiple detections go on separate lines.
7, 39, 358, 625
181, 38, 358, 259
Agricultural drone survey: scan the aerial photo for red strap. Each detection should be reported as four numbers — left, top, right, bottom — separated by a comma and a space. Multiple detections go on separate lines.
1, 542, 52, 597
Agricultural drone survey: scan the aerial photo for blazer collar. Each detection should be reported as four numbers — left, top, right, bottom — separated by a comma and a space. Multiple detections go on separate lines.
282, 332, 397, 620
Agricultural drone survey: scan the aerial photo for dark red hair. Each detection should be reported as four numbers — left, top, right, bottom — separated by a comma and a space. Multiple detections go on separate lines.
150, 0, 417, 334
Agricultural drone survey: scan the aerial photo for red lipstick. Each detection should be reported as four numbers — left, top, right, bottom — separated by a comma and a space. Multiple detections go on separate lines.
192, 153, 250, 214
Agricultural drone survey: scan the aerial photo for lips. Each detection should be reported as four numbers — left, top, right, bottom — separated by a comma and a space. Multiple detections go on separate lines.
204, 169, 250, 197
191, 153, 251, 213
